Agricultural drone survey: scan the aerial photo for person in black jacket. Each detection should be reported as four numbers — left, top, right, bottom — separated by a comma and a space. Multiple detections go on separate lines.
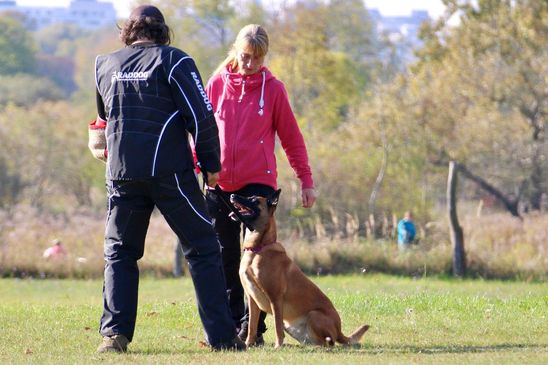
94, 5, 244, 353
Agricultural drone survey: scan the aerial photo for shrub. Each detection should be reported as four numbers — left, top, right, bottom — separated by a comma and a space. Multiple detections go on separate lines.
0, 205, 545, 281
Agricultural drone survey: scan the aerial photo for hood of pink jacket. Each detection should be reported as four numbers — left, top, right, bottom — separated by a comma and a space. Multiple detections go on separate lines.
215, 65, 274, 116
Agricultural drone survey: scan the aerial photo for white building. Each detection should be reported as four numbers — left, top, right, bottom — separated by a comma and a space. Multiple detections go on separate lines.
0, 0, 117, 30
369, 9, 430, 43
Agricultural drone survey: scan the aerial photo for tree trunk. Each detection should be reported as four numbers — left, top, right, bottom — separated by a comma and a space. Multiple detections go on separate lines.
520, 104, 544, 210
529, 142, 544, 210
368, 143, 388, 215
368, 109, 389, 217
448, 161, 466, 277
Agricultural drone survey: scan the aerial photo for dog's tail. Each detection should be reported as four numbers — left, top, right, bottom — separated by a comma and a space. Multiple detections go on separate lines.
337, 324, 369, 345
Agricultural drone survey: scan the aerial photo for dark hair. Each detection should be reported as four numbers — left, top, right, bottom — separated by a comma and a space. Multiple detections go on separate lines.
119, 17, 171, 46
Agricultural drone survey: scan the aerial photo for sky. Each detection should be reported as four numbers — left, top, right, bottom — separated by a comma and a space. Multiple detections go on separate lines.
17, 0, 133, 17
17, 0, 446, 19
363, 0, 445, 17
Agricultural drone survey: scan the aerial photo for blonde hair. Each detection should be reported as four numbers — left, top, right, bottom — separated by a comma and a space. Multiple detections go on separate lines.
213, 24, 269, 76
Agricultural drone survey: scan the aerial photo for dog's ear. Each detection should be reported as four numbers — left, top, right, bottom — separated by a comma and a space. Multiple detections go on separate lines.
267, 189, 281, 207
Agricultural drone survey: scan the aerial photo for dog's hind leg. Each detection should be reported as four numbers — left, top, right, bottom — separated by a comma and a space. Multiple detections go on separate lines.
307, 310, 338, 346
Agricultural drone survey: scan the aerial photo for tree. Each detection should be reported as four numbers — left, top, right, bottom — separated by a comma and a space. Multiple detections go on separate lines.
0, 74, 64, 107
34, 23, 89, 57
0, 101, 100, 209
184, 0, 236, 47
327, 0, 377, 65
0, 14, 36, 75
154, 0, 239, 77
447, 161, 465, 276
268, 1, 367, 130
410, 0, 547, 213
71, 28, 120, 101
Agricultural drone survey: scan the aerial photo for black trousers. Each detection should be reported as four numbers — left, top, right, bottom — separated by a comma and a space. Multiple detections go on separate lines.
99, 170, 236, 346
206, 184, 273, 334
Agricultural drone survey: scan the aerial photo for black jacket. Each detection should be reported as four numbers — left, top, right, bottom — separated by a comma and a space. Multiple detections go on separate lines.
95, 44, 220, 180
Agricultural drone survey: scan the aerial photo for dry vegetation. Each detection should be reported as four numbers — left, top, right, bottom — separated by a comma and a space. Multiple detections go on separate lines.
1, 204, 545, 281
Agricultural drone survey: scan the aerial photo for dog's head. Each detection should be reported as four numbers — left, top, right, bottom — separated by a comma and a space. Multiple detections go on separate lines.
229, 189, 281, 232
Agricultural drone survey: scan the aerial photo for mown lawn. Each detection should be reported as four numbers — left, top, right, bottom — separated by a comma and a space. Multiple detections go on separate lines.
0, 274, 546, 364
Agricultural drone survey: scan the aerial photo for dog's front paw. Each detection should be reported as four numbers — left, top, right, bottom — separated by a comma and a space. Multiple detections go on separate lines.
245, 338, 257, 347
246, 334, 265, 347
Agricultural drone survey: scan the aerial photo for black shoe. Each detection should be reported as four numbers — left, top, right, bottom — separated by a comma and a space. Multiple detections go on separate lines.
238, 322, 264, 346
211, 336, 246, 352
254, 334, 265, 346
237, 322, 248, 340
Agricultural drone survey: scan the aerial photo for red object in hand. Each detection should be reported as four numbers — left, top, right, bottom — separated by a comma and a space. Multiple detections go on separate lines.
89, 117, 107, 129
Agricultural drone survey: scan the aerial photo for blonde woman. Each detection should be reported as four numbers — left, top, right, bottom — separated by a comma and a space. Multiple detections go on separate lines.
205, 24, 317, 344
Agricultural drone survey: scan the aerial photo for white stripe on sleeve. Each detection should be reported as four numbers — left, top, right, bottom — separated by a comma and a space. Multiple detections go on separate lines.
168, 55, 192, 83
170, 77, 199, 144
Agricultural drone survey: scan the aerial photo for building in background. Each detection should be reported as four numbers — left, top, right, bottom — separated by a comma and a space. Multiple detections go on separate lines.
0, 0, 116, 30
369, 9, 430, 42
369, 8, 430, 62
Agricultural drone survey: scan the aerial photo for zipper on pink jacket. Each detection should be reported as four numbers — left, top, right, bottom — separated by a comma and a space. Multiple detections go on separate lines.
231, 78, 246, 185
238, 79, 246, 102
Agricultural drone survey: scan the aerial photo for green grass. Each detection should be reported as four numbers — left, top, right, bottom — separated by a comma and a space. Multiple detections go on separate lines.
0, 274, 546, 364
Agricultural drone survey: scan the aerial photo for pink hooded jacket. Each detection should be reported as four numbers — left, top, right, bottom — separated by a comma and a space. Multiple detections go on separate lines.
206, 65, 313, 192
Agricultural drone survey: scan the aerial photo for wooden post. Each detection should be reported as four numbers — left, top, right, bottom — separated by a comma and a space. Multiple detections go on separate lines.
447, 161, 466, 277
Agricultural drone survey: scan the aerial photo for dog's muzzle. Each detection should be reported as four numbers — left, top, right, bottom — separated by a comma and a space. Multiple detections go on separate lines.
229, 194, 260, 223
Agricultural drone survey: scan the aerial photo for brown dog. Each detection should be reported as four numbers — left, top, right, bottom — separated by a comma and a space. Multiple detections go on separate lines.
230, 190, 369, 348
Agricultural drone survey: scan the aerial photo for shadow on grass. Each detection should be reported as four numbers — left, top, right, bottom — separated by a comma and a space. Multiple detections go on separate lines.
127, 342, 547, 355
337, 343, 547, 355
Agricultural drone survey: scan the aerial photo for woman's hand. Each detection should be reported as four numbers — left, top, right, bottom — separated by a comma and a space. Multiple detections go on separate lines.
301, 188, 317, 208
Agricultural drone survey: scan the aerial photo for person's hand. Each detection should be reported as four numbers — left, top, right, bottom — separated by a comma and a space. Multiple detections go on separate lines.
206, 171, 219, 188
301, 188, 317, 208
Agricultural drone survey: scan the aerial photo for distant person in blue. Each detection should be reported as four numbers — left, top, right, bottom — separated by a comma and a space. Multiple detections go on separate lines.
397, 211, 416, 248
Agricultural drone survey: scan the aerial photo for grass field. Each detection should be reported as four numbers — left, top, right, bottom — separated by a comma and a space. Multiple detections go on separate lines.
0, 274, 546, 364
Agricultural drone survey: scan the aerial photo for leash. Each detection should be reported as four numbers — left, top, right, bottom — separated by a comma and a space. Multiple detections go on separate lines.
213, 185, 255, 232
198, 164, 255, 232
